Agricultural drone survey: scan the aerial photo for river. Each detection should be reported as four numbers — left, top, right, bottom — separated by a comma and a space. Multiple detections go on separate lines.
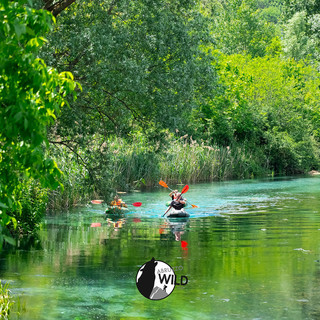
1, 176, 320, 319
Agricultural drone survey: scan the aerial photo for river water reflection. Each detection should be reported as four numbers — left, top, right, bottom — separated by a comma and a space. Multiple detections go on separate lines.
2, 176, 320, 319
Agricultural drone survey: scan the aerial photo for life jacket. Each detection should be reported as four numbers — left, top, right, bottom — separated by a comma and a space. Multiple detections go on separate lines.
171, 195, 185, 210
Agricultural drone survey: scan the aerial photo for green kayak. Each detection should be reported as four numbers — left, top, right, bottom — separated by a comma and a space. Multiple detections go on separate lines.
165, 207, 190, 218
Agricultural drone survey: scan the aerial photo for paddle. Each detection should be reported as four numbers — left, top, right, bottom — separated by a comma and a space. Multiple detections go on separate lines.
131, 202, 142, 207
162, 185, 189, 217
91, 200, 142, 207
181, 240, 188, 250
159, 180, 198, 208
91, 222, 101, 227
91, 200, 104, 204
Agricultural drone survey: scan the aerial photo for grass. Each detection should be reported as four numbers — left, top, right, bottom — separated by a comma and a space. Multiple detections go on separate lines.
0, 282, 14, 319
105, 134, 268, 188
159, 137, 267, 183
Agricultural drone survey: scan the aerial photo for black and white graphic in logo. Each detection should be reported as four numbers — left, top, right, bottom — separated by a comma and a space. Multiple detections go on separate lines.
136, 257, 176, 300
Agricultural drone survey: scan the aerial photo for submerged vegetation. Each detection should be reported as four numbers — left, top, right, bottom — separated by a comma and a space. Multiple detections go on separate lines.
1, 0, 320, 238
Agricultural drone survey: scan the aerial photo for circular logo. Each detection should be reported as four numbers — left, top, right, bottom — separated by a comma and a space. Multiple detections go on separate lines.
136, 257, 176, 300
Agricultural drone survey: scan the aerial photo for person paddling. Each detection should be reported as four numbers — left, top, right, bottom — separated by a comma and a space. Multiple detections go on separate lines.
169, 190, 178, 200
169, 192, 186, 210
110, 195, 127, 208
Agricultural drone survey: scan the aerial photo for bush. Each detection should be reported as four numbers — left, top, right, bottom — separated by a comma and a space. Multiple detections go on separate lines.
9, 178, 48, 236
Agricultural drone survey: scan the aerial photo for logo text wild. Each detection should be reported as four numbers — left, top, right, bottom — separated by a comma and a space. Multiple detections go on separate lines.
136, 257, 188, 300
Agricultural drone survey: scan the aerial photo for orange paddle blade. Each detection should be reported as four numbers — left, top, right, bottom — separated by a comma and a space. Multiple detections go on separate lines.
91, 200, 104, 204
181, 240, 188, 248
191, 204, 198, 208
159, 180, 169, 188
91, 223, 101, 227
181, 185, 189, 194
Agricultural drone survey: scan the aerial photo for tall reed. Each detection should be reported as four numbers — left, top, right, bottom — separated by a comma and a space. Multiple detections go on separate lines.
159, 136, 266, 183
48, 134, 269, 209
0, 282, 14, 319
107, 134, 268, 187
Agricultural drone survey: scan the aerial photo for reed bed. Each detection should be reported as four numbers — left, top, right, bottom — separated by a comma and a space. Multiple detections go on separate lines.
159, 139, 265, 184
108, 135, 267, 188
48, 134, 269, 209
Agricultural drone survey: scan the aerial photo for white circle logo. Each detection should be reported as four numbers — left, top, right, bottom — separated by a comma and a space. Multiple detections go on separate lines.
136, 258, 176, 300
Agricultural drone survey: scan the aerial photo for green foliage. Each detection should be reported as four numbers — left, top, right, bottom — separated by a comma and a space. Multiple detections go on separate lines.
282, 0, 320, 20
1, 0, 319, 216
42, 0, 215, 135
259, 5, 281, 23
9, 178, 48, 235
190, 52, 320, 174
281, 1, 320, 64
107, 134, 160, 190
282, 11, 316, 61
0, 282, 14, 319
47, 144, 95, 210
212, 0, 279, 57
160, 135, 266, 182
39, 0, 216, 203
0, 1, 79, 239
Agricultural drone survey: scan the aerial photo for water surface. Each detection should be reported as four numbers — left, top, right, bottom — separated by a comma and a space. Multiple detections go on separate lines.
2, 176, 320, 319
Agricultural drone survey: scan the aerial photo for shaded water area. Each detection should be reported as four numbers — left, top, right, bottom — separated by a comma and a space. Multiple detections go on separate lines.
2, 176, 320, 319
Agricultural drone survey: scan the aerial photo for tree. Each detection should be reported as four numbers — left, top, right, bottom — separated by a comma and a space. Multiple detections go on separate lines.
190, 51, 320, 173
40, 0, 216, 193
212, 0, 278, 57
282, 11, 316, 61
283, 0, 320, 20
0, 0, 79, 244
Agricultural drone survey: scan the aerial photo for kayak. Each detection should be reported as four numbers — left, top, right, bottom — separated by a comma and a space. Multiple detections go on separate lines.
165, 207, 189, 218
105, 206, 128, 215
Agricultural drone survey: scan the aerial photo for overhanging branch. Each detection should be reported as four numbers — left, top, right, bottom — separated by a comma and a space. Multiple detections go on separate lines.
43, 0, 77, 17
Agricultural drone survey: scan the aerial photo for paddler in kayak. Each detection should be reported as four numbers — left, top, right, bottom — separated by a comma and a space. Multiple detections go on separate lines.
110, 195, 128, 208
169, 191, 186, 210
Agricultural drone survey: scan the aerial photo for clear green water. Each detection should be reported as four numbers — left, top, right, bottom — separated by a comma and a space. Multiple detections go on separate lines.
2, 176, 320, 319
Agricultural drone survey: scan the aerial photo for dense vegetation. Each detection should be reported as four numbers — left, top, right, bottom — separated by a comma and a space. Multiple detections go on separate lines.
1, 0, 320, 241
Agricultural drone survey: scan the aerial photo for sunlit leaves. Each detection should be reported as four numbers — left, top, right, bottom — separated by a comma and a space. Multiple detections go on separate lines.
192, 51, 320, 173
0, 0, 79, 239
211, 0, 279, 57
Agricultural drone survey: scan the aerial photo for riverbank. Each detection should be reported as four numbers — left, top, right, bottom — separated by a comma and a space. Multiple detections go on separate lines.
47, 132, 319, 211
5, 131, 318, 240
